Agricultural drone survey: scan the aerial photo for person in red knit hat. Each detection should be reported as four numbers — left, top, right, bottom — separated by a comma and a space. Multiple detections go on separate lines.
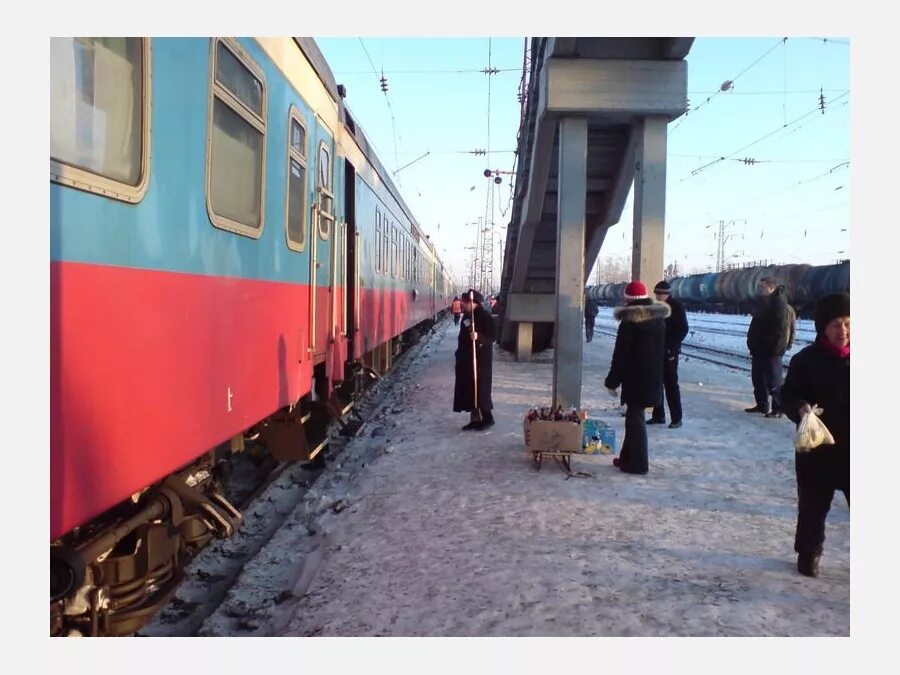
604, 280, 670, 474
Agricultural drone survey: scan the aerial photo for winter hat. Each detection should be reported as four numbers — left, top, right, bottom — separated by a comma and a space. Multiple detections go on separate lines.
464, 289, 484, 304
653, 280, 671, 295
624, 280, 648, 301
814, 292, 850, 334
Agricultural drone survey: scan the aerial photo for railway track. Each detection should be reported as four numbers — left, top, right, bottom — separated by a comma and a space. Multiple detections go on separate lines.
137, 319, 451, 636
594, 325, 789, 374
687, 324, 814, 345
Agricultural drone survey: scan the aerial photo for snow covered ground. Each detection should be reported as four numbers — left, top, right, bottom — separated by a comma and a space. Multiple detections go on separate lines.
214, 315, 850, 638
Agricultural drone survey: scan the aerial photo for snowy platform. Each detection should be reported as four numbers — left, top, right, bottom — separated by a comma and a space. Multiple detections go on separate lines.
280, 320, 849, 637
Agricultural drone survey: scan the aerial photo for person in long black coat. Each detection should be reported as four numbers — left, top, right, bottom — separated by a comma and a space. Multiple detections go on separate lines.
453, 289, 496, 430
746, 277, 791, 416
648, 280, 689, 428
584, 293, 599, 342
780, 292, 849, 578
604, 281, 670, 474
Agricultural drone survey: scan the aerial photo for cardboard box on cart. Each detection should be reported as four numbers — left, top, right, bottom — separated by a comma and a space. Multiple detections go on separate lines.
523, 417, 583, 454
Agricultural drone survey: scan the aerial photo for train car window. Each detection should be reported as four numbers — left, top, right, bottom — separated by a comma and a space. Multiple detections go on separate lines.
389, 226, 394, 278
392, 225, 399, 278
316, 141, 334, 240
216, 43, 263, 117
50, 37, 150, 202
207, 38, 267, 237
285, 109, 307, 251
375, 212, 382, 274
290, 116, 306, 154
382, 220, 389, 277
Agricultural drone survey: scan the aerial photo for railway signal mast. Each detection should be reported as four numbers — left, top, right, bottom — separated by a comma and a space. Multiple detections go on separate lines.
708, 219, 745, 272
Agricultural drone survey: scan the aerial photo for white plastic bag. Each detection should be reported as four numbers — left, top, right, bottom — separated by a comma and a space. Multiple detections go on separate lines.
794, 406, 836, 452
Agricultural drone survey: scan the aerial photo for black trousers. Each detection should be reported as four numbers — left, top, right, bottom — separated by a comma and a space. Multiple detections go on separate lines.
794, 447, 850, 556
453, 313, 461, 325
651, 351, 682, 423
618, 404, 649, 474
751, 355, 783, 413
585, 317, 595, 342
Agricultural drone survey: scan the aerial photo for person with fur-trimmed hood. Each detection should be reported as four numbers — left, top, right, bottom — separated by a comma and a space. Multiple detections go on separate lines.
604, 281, 670, 475
780, 292, 849, 578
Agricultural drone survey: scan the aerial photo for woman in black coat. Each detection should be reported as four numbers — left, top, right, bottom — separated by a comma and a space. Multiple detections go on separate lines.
604, 281, 670, 474
453, 289, 496, 430
780, 292, 849, 577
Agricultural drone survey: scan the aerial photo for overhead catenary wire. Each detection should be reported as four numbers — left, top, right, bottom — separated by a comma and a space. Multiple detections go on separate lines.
800, 37, 850, 46
751, 161, 850, 200
670, 153, 850, 164
677, 90, 850, 182
671, 37, 788, 133
333, 67, 521, 75
358, 38, 403, 180
686, 89, 846, 96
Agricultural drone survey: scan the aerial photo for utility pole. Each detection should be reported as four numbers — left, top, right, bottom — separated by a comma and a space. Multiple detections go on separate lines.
475, 217, 482, 290
708, 219, 745, 272
480, 220, 494, 295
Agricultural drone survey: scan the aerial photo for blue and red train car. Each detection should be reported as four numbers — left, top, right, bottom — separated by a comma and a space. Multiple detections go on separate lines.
50, 37, 453, 635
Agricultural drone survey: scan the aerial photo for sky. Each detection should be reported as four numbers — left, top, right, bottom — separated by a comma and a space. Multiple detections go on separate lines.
316, 37, 850, 284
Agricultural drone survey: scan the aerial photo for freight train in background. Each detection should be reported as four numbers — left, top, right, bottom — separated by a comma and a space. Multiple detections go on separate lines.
586, 260, 850, 317
50, 37, 454, 636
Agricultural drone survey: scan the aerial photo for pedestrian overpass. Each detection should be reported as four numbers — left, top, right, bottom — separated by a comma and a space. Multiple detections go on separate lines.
497, 37, 693, 408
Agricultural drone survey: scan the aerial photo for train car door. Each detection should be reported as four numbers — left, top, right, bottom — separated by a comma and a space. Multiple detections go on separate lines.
310, 121, 336, 364
344, 160, 358, 362
431, 258, 436, 317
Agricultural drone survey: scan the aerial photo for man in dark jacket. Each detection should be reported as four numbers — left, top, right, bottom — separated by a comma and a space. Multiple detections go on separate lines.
584, 293, 599, 342
604, 281, 670, 474
453, 289, 496, 430
780, 292, 849, 578
648, 280, 689, 428
745, 277, 791, 417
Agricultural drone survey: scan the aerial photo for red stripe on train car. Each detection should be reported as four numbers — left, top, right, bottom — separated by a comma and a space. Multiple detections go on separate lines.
355, 286, 439, 358
50, 261, 314, 540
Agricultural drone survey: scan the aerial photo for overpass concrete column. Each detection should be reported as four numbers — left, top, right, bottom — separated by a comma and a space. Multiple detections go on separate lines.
516, 322, 533, 362
631, 115, 668, 286
553, 116, 587, 410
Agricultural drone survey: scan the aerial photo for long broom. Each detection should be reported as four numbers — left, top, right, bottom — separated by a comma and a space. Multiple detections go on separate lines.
469, 290, 482, 423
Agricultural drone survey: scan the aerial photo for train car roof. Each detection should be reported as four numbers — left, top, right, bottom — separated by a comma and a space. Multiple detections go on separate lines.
293, 38, 341, 102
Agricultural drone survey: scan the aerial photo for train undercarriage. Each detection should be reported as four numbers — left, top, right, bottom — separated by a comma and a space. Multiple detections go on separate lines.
50, 319, 440, 636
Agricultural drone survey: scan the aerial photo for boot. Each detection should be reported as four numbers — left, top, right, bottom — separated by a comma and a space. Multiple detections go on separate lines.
797, 553, 821, 577
462, 411, 482, 431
